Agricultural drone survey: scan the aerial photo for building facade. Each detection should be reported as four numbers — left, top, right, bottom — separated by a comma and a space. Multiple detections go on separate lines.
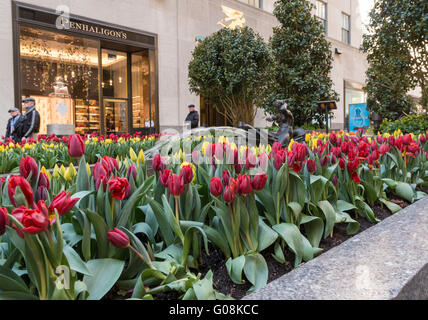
0, 0, 370, 137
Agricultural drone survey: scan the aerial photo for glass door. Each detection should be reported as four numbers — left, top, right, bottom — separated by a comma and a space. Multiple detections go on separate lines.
101, 49, 128, 134
104, 98, 128, 134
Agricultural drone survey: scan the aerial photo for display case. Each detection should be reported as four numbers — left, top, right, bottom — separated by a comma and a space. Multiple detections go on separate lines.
75, 99, 100, 134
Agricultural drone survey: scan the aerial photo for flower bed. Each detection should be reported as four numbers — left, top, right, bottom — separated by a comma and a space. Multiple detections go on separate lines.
0, 132, 158, 174
0, 129, 427, 300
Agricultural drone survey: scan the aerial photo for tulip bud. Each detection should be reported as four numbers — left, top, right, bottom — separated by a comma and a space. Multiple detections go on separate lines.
0, 207, 9, 236
129, 147, 138, 162
237, 174, 252, 195
36, 186, 48, 202
222, 170, 230, 186
209, 177, 223, 197
38, 172, 50, 189
19, 156, 38, 181
180, 165, 193, 184
127, 165, 137, 182
138, 149, 145, 165
332, 175, 338, 187
68, 134, 85, 158
153, 154, 163, 172
320, 156, 328, 167
160, 169, 172, 187
306, 159, 316, 173
107, 228, 130, 248
224, 186, 235, 203
168, 174, 185, 197
251, 172, 267, 191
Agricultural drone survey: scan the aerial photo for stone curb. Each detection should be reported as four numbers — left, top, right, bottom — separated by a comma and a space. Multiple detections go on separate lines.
244, 196, 428, 300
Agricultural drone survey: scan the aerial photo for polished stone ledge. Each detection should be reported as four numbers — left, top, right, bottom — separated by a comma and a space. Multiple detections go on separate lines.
244, 196, 428, 300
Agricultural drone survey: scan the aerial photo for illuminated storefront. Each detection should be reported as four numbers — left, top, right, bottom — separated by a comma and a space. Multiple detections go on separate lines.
13, 2, 158, 135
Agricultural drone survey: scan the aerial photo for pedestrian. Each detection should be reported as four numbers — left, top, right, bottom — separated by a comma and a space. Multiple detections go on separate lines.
21, 97, 40, 140
185, 104, 199, 129
5, 107, 24, 142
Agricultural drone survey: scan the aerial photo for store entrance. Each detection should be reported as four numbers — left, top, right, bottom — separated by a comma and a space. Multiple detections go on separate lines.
18, 25, 157, 135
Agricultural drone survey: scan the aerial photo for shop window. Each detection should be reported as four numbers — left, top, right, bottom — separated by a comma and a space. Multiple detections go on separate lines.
131, 51, 151, 129
19, 26, 100, 135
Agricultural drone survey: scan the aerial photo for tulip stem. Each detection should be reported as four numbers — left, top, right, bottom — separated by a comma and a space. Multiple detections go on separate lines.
175, 197, 180, 223
129, 245, 155, 270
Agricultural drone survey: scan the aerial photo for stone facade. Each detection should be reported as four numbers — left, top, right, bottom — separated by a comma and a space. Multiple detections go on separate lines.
0, 0, 372, 135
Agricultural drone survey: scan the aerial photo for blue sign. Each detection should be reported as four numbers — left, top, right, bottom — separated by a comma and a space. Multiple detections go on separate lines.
349, 103, 369, 132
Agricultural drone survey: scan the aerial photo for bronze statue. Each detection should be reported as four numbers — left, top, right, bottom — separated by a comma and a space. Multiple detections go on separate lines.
239, 99, 306, 148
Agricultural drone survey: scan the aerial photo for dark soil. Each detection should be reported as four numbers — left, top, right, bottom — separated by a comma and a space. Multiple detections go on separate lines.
197, 196, 416, 300
107, 191, 424, 300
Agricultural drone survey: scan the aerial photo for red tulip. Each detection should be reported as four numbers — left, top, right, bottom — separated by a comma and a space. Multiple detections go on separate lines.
402, 134, 412, 145
332, 175, 338, 187
274, 150, 286, 171
379, 144, 390, 155
347, 160, 359, 174
222, 170, 231, 186
107, 178, 130, 200
180, 165, 193, 184
94, 162, 110, 180
234, 163, 242, 174
209, 177, 223, 197
8, 176, 34, 207
107, 228, 130, 248
237, 174, 252, 195
407, 143, 420, 155
153, 154, 162, 172
306, 159, 317, 173
48, 190, 79, 216
160, 169, 172, 187
20, 207, 49, 235
19, 156, 38, 181
127, 165, 137, 182
168, 174, 184, 197
0, 207, 9, 236
329, 133, 337, 145
224, 186, 235, 203
36, 186, 48, 201
351, 172, 361, 184
338, 158, 345, 171
251, 172, 267, 191
245, 153, 257, 170
68, 134, 85, 158
420, 134, 427, 144
320, 156, 328, 167
102, 156, 119, 172
38, 172, 50, 189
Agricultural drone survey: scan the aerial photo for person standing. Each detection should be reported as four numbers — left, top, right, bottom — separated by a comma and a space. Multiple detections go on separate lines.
21, 97, 40, 140
5, 107, 24, 142
185, 104, 199, 129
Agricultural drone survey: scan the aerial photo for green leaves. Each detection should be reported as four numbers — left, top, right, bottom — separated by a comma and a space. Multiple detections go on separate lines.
83, 259, 125, 300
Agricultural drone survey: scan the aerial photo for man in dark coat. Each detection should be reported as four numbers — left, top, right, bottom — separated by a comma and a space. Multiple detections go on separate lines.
21, 97, 40, 140
5, 107, 24, 142
185, 104, 199, 129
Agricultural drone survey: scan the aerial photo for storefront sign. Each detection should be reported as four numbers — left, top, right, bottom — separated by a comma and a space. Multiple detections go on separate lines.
60, 18, 128, 40
349, 103, 370, 132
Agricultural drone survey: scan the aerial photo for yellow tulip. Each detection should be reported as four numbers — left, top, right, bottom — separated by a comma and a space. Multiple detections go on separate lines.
86, 162, 91, 177
53, 164, 60, 179
138, 149, 145, 165
129, 147, 138, 162
116, 156, 121, 167
288, 139, 295, 151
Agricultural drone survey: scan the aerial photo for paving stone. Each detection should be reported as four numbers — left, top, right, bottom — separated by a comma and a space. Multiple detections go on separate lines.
244, 196, 428, 300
